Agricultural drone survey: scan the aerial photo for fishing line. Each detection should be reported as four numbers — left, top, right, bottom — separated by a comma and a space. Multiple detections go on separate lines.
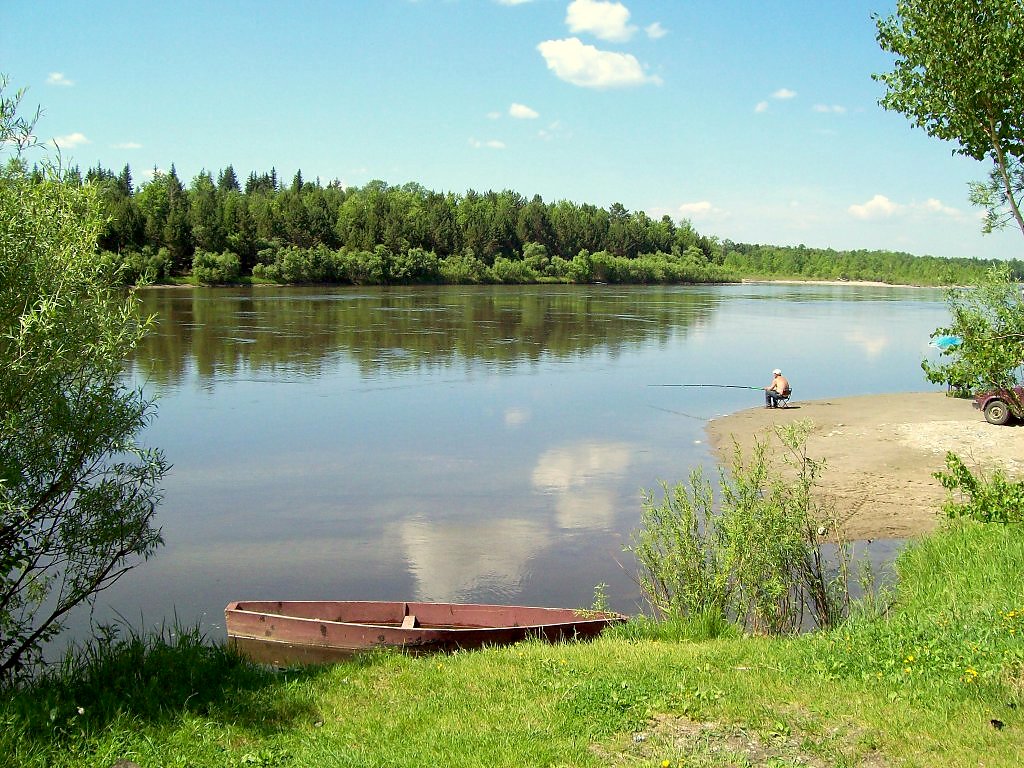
647, 383, 762, 390
646, 404, 711, 422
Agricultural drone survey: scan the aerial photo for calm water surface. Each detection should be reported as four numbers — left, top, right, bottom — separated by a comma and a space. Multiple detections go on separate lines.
69, 283, 949, 641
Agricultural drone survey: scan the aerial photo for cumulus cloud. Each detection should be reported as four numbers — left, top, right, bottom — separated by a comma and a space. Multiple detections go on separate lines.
537, 37, 661, 88
848, 194, 901, 220
509, 102, 539, 119
677, 201, 726, 221
645, 21, 667, 39
756, 88, 796, 113
51, 132, 90, 149
469, 137, 506, 149
918, 198, 960, 217
566, 0, 636, 42
46, 72, 74, 87
813, 104, 847, 114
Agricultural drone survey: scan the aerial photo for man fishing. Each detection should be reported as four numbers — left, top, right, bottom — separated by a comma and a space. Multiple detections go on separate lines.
764, 368, 791, 408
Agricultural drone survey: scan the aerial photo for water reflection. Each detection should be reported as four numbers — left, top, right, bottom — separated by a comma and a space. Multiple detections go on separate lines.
132, 285, 720, 385
61, 284, 954, 645
396, 518, 547, 602
531, 441, 634, 530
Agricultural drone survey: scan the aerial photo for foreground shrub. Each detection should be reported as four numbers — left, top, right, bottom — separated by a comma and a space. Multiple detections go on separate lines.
935, 452, 1024, 523
629, 421, 851, 634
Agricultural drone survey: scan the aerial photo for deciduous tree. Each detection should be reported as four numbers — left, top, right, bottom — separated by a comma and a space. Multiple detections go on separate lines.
0, 81, 167, 678
874, 0, 1024, 237
923, 264, 1024, 398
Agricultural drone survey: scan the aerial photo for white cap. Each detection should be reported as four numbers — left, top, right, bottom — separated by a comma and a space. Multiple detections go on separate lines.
772, 368, 782, 375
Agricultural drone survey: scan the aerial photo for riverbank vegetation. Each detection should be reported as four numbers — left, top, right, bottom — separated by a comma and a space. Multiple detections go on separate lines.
64, 161, 1023, 288
0, 518, 1020, 766
0, 81, 167, 679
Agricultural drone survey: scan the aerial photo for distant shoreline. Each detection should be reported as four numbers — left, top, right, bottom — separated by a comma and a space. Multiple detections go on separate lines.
740, 278, 930, 288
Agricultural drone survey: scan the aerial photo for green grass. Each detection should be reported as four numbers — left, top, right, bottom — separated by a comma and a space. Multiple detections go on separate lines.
2, 521, 1022, 767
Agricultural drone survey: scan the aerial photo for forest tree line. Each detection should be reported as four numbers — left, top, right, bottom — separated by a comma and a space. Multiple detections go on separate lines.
50, 161, 1024, 286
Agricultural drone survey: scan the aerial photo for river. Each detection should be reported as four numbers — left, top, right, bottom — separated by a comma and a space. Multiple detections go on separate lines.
64, 283, 950, 644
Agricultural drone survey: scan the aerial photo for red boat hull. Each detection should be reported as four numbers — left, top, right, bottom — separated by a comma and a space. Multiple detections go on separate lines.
225, 600, 626, 665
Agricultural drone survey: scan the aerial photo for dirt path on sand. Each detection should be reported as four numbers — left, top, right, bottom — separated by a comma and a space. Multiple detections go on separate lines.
704, 392, 1024, 540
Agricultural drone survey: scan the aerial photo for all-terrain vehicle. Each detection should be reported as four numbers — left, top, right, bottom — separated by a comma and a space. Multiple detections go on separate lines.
973, 386, 1024, 425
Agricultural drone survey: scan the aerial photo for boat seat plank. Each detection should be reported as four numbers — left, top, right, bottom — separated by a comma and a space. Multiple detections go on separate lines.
401, 615, 418, 629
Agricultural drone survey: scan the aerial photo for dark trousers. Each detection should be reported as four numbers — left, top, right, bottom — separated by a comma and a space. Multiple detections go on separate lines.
766, 390, 785, 407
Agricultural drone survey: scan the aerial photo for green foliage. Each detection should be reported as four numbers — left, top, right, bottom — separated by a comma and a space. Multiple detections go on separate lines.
190, 249, 241, 284
722, 241, 1021, 285
934, 452, 1024, 523
488, 255, 538, 284
67, 153, 1021, 286
0, 82, 167, 679
98, 247, 171, 286
628, 421, 851, 634
437, 251, 489, 284
874, 0, 1024, 236
922, 263, 1024, 394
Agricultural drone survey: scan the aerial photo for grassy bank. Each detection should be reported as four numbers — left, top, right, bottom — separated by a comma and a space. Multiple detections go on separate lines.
1, 521, 1021, 767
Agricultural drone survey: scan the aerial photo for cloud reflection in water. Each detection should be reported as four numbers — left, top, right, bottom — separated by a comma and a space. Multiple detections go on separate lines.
531, 441, 633, 530
396, 518, 547, 602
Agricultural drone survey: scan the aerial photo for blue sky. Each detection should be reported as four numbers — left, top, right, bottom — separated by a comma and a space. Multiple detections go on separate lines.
4, 0, 1021, 260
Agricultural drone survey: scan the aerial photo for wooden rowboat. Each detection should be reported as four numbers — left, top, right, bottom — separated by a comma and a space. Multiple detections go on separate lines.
225, 600, 627, 665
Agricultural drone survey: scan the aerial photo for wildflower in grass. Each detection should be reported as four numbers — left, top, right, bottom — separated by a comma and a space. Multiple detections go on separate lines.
662, 760, 671, 768
964, 667, 979, 683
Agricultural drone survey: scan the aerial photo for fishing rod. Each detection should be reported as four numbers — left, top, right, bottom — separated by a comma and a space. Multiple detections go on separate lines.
647, 383, 763, 390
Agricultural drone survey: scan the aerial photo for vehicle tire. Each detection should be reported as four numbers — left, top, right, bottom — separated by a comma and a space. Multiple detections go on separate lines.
984, 399, 1011, 426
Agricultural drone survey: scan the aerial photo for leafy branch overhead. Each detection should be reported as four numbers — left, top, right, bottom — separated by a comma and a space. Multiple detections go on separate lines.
875, 0, 1024, 236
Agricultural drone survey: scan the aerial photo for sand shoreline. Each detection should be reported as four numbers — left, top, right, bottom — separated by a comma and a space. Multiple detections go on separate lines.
704, 392, 1024, 540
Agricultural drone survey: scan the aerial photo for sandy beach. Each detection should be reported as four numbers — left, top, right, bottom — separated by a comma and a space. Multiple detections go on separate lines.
705, 392, 1024, 540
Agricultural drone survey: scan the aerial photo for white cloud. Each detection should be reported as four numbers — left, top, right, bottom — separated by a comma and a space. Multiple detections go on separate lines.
813, 104, 847, 114
486, 110, 502, 120
772, 88, 797, 99
848, 194, 902, 220
566, 0, 636, 42
754, 100, 769, 113
537, 120, 569, 141
677, 201, 726, 221
645, 21, 667, 39
495, 0, 533, 4
509, 102, 539, 119
46, 72, 74, 87
469, 138, 506, 150
51, 132, 90, 149
537, 37, 661, 88
112, 141, 142, 150
917, 198, 961, 217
